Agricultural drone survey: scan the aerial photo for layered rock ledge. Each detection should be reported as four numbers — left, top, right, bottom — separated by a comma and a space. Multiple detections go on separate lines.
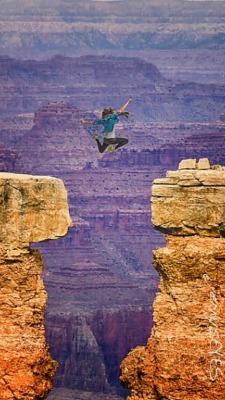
120, 159, 225, 400
0, 173, 72, 399
152, 157, 225, 237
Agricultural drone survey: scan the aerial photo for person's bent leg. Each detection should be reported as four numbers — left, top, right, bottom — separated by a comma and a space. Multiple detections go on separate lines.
95, 139, 109, 153
114, 137, 128, 150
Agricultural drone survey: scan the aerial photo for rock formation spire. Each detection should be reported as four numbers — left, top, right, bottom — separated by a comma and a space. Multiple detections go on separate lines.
120, 158, 225, 400
0, 173, 72, 399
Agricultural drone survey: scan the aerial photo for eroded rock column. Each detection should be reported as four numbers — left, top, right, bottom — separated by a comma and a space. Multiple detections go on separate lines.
120, 159, 225, 400
0, 173, 72, 400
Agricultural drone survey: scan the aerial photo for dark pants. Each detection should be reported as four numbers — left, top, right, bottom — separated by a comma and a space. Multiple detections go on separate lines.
96, 137, 128, 154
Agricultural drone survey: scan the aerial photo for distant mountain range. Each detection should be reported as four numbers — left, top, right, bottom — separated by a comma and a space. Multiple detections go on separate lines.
1, 0, 225, 59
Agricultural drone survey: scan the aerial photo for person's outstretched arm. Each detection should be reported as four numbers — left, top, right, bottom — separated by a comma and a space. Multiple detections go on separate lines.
119, 98, 132, 113
80, 119, 93, 125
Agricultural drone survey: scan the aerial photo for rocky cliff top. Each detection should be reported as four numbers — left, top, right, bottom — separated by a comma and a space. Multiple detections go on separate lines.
0, 172, 72, 250
152, 158, 225, 237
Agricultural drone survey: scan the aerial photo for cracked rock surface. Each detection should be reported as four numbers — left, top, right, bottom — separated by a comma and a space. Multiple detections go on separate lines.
0, 173, 72, 399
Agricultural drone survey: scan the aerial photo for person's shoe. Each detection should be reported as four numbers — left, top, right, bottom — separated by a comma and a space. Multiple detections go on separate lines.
107, 145, 116, 153
92, 133, 99, 139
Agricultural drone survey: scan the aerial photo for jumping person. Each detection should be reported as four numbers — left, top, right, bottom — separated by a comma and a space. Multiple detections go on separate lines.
80, 98, 132, 153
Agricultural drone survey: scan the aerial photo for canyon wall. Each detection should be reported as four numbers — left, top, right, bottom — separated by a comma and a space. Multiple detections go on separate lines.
0, 173, 71, 400
120, 158, 225, 400
0, 56, 225, 122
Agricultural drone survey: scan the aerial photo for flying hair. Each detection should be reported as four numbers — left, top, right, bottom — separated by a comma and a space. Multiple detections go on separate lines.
102, 108, 130, 119
102, 108, 116, 118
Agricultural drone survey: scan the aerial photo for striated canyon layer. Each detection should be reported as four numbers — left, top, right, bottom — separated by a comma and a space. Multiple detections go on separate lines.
1, 0, 225, 60
120, 158, 225, 400
0, 173, 72, 400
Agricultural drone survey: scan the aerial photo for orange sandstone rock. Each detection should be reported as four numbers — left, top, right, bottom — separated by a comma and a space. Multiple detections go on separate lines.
120, 159, 225, 400
0, 173, 72, 399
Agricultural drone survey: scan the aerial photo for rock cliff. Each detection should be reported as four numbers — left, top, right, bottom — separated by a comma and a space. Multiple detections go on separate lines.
120, 158, 225, 400
0, 173, 71, 399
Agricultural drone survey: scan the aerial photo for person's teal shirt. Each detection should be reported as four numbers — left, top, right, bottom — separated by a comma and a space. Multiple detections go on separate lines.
93, 112, 120, 134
